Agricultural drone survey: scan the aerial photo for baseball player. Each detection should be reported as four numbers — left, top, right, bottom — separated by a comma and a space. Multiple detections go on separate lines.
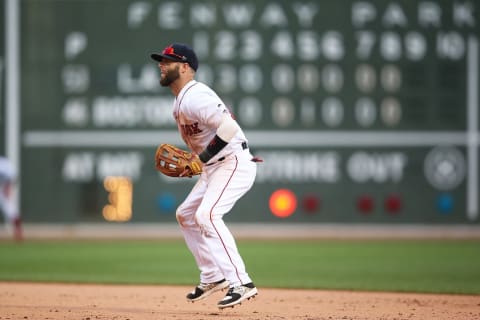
151, 43, 258, 309
0, 156, 22, 241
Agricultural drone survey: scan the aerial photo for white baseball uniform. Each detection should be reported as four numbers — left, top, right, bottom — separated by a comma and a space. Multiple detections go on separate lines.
174, 80, 256, 287
0, 157, 19, 223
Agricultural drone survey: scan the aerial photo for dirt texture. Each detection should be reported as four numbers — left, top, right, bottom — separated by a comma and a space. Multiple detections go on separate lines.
0, 282, 479, 320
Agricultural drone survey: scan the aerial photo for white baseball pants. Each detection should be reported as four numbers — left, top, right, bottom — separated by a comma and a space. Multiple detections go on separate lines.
176, 149, 256, 287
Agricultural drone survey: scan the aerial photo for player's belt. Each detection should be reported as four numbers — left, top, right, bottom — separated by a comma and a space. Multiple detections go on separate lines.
205, 142, 248, 166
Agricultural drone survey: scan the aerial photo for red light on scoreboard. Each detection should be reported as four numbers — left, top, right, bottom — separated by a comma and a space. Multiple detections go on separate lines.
302, 194, 320, 213
385, 194, 402, 214
269, 189, 297, 218
356, 195, 374, 214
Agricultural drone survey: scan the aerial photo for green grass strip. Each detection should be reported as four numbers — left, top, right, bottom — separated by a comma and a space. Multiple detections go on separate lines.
0, 240, 479, 294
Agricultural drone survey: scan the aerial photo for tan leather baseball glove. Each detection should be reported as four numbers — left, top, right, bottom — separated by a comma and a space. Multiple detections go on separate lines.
155, 143, 203, 177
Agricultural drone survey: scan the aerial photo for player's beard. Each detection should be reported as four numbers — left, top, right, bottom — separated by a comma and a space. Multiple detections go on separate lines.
160, 65, 180, 87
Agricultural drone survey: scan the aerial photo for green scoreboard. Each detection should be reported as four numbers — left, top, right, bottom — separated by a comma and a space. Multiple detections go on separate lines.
7, 0, 480, 223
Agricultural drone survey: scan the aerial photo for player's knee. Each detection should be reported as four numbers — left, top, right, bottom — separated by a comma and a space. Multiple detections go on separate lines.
176, 207, 192, 228
194, 210, 215, 236
194, 209, 208, 225
175, 210, 186, 227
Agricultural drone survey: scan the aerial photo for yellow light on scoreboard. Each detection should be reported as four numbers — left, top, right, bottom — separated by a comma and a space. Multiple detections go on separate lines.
103, 176, 132, 222
269, 189, 297, 218
102, 205, 118, 221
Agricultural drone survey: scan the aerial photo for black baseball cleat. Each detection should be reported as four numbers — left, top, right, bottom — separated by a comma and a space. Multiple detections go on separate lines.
186, 279, 229, 302
217, 282, 258, 309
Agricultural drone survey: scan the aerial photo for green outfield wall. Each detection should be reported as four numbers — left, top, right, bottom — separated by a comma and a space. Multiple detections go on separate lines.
2, 0, 480, 224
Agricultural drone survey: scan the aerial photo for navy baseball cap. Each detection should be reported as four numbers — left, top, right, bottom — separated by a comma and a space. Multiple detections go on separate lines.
151, 43, 199, 71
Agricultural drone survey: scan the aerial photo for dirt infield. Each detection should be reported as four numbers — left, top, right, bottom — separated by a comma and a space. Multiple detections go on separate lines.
1, 282, 479, 320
